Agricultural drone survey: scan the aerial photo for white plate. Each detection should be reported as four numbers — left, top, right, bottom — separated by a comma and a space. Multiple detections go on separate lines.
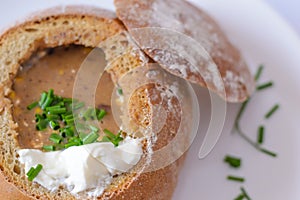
1, 0, 300, 199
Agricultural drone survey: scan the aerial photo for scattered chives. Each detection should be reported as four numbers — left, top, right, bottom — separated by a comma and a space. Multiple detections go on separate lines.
256, 81, 273, 91
227, 175, 245, 183
72, 102, 85, 110
47, 107, 67, 115
240, 187, 251, 200
265, 104, 280, 119
89, 125, 99, 132
39, 92, 47, 106
82, 132, 99, 145
254, 65, 264, 81
257, 126, 264, 144
49, 121, 60, 130
261, 148, 277, 157
43, 145, 55, 151
49, 133, 62, 144
36, 119, 48, 131
27, 164, 43, 181
234, 194, 245, 200
117, 88, 123, 95
224, 155, 241, 168
27, 101, 38, 110
97, 109, 107, 120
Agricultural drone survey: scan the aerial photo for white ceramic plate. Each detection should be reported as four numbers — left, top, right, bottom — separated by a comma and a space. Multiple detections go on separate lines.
1, 0, 300, 199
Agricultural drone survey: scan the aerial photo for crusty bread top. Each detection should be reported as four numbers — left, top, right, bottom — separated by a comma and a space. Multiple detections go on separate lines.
115, 0, 255, 102
0, 5, 184, 200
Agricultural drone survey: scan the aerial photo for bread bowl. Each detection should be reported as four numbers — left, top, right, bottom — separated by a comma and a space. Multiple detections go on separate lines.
0, 1, 254, 200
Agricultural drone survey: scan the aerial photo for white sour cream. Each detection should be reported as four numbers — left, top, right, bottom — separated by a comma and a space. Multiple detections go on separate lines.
18, 137, 142, 196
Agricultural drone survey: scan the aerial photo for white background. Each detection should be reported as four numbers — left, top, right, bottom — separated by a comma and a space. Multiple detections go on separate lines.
265, 0, 300, 34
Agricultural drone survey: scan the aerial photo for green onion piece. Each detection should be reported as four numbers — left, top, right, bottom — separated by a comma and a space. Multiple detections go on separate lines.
261, 148, 277, 157
83, 108, 94, 120
227, 175, 245, 183
47, 107, 67, 115
27, 101, 38, 110
255, 65, 264, 81
117, 88, 123, 95
64, 142, 78, 149
224, 155, 241, 168
46, 114, 60, 121
36, 119, 48, 131
27, 164, 43, 181
65, 118, 74, 125
240, 187, 251, 200
234, 194, 245, 200
89, 125, 99, 132
64, 137, 82, 148
45, 105, 62, 111
63, 98, 73, 103
97, 109, 107, 121
49, 133, 63, 144
83, 132, 99, 145
265, 104, 280, 119
35, 114, 45, 122
101, 136, 111, 142
39, 92, 47, 106
49, 121, 60, 130
72, 102, 85, 110
103, 129, 116, 138
256, 82, 273, 91
257, 126, 264, 144
43, 145, 55, 151
79, 133, 88, 140
64, 127, 75, 137
26, 167, 35, 178
41, 89, 54, 109
63, 114, 74, 120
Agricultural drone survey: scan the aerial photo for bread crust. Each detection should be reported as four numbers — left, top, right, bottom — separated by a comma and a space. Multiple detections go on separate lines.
0, 5, 184, 200
114, 0, 255, 102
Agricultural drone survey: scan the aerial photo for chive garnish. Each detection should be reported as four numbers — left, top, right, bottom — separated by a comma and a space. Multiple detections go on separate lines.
256, 81, 273, 91
43, 145, 55, 151
27, 164, 43, 181
224, 155, 241, 168
117, 88, 123, 95
36, 119, 48, 131
72, 102, 85, 110
49, 133, 62, 144
46, 114, 60, 121
89, 125, 99, 132
240, 187, 251, 200
233, 66, 278, 157
27, 101, 38, 110
47, 107, 67, 115
257, 126, 264, 144
254, 65, 264, 81
39, 92, 47, 106
234, 194, 245, 200
261, 148, 277, 157
227, 175, 245, 183
103, 129, 124, 147
97, 109, 107, 121
49, 121, 60, 130
83, 132, 99, 145
265, 104, 279, 119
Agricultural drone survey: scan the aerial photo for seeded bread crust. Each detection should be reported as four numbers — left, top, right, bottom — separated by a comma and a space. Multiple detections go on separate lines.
0, 6, 184, 200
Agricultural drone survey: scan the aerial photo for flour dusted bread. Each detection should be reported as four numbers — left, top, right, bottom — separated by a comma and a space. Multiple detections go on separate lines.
0, 5, 185, 200
115, 0, 255, 102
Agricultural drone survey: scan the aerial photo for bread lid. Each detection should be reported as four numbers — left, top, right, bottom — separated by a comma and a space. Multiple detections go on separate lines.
114, 0, 255, 102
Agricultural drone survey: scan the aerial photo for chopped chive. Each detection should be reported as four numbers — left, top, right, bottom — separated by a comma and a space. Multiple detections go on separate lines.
65, 118, 74, 125
35, 114, 45, 122
224, 155, 241, 168
49, 121, 60, 130
64, 127, 75, 137
27, 101, 38, 110
83, 108, 94, 120
45, 105, 62, 111
47, 107, 67, 115
63, 98, 73, 103
257, 126, 264, 144
36, 119, 48, 131
72, 102, 85, 110
227, 175, 245, 182
39, 92, 47, 106
41, 89, 54, 109
43, 145, 55, 151
234, 194, 245, 200
103, 129, 116, 138
117, 88, 123, 95
101, 136, 111, 142
265, 104, 279, 119
46, 114, 60, 121
83, 132, 99, 145
261, 148, 277, 157
256, 81, 273, 91
64, 142, 79, 149
49, 133, 63, 144
27, 164, 43, 181
26, 167, 35, 177
97, 109, 107, 121
255, 65, 264, 81
79, 133, 88, 140
68, 137, 82, 144
240, 187, 251, 200
63, 114, 74, 120
89, 125, 99, 132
